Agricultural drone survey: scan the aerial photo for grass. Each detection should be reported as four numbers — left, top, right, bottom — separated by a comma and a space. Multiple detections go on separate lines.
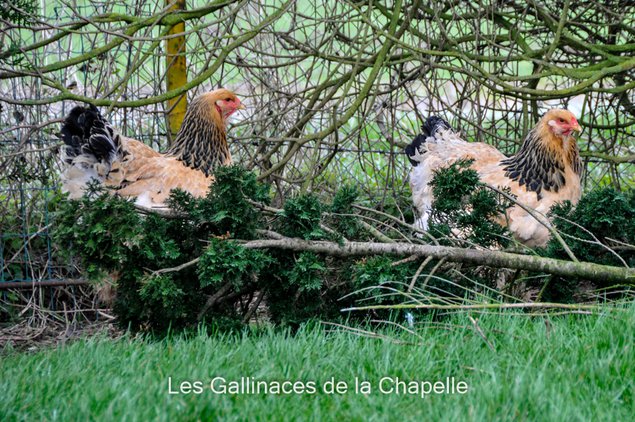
1, 305, 634, 421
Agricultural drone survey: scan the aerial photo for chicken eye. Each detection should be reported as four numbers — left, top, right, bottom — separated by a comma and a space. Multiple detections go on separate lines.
225, 97, 231, 102
559, 118, 565, 123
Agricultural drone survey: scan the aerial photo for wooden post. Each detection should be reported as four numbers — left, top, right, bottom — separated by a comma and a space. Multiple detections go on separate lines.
165, 0, 188, 143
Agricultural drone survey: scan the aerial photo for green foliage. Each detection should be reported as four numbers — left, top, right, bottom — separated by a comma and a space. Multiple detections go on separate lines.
168, 165, 270, 239
54, 162, 632, 332
538, 187, 635, 300
53, 183, 142, 280
263, 266, 342, 327
138, 274, 187, 321
329, 185, 362, 239
280, 252, 325, 292
54, 168, 271, 332
431, 159, 481, 212
352, 256, 414, 304
429, 159, 513, 248
54, 167, 368, 332
262, 248, 333, 326
546, 188, 635, 267
48, 163, 514, 332
278, 193, 324, 239
197, 238, 271, 289
263, 188, 365, 325
349, 254, 484, 311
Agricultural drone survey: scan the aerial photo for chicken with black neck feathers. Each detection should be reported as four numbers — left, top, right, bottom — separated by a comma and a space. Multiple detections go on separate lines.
60, 88, 244, 208
405, 109, 583, 247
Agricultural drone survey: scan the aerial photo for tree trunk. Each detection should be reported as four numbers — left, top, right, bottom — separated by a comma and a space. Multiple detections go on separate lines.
165, 0, 188, 142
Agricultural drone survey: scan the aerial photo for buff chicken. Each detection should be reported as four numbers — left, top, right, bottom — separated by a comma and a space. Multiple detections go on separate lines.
60, 88, 244, 207
405, 109, 583, 247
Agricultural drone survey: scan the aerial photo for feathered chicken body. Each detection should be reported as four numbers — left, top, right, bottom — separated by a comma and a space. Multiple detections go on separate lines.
60, 89, 244, 207
405, 110, 583, 247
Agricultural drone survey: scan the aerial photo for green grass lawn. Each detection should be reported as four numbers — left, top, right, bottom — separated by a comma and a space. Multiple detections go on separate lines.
1, 305, 634, 421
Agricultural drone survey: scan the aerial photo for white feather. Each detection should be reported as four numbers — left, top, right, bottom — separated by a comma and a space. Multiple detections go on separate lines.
409, 128, 467, 231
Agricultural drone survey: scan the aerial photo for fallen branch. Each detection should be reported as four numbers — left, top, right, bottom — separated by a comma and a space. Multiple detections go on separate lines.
151, 257, 200, 276
242, 289, 265, 323
197, 282, 233, 321
0, 279, 89, 289
240, 235, 635, 284
134, 204, 184, 218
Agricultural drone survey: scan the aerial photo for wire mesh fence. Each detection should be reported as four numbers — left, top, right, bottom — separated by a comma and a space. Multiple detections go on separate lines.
1, 0, 634, 285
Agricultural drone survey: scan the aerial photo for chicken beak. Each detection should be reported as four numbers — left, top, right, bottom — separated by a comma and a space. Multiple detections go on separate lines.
237, 103, 246, 110
572, 122, 582, 133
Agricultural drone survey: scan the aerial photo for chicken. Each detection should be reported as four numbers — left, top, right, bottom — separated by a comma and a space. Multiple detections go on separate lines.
405, 109, 583, 247
60, 88, 244, 207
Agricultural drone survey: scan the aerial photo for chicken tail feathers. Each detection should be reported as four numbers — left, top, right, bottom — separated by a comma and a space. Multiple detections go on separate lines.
421, 116, 451, 138
60, 105, 122, 198
61, 105, 120, 165
405, 116, 452, 166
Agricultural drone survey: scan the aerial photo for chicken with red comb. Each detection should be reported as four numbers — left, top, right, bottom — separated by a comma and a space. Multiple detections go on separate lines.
60, 88, 245, 207
405, 109, 583, 247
